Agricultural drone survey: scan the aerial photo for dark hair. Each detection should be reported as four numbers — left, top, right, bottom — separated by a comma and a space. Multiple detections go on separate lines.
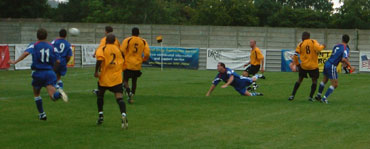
105, 26, 113, 33
132, 27, 139, 36
342, 34, 350, 43
302, 32, 310, 40
218, 62, 226, 68
59, 29, 67, 38
106, 34, 116, 44
37, 28, 48, 40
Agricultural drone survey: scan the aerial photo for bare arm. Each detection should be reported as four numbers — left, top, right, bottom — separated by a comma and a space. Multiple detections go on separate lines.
342, 58, 351, 68
8, 52, 30, 64
260, 58, 265, 73
243, 61, 250, 67
206, 84, 216, 96
94, 60, 102, 78
221, 75, 234, 88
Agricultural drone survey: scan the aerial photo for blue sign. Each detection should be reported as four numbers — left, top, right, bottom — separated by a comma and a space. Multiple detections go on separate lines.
146, 47, 199, 69
281, 49, 294, 72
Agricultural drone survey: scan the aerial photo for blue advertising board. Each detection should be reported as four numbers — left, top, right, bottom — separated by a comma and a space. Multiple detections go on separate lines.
146, 47, 199, 69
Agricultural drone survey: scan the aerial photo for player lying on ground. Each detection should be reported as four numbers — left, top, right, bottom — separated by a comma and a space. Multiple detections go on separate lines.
288, 32, 325, 102
315, 34, 354, 104
8, 28, 68, 120
51, 29, 72, 89
95, 34, 128, 129
206, 62, 263, 97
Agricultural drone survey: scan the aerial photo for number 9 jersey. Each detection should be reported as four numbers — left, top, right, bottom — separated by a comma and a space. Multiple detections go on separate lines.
295, 39, 325, 70
51, 39, 72, 67
95, 44, 124, 87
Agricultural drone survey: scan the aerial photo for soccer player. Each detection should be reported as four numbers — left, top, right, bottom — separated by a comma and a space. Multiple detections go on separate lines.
315, 35, 353, 104
94, 34, 128, 129
93, 26, 120, 94
120, 27, 150, 104
288, 32, 325, 101
51, 29, 73, 89
243, 40, 265, 79
8, 28, 68, 120
206, 62, 263, 97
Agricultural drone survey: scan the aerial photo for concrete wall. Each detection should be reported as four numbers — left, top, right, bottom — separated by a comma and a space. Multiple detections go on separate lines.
0, 22, 366, 72
1, 22, 370, 51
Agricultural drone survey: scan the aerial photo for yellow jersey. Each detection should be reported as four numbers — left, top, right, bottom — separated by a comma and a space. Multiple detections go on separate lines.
95, 44, 124, 87
295, 39, 324, 70
120, 36, 150, 71
250, 47, 264, 65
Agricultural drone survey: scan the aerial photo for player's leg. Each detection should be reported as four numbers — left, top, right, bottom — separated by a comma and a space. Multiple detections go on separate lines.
289, 67, 305, 101
113, 84, 128, 129
45, 70, 68, 102
308, 69, 319, 101
128, 76, 137, 104
316, 75, 329, 101
33, 87, 47, 120
322, 79, 338, 104
96, 85, 106, 125
123, 70, 131, 96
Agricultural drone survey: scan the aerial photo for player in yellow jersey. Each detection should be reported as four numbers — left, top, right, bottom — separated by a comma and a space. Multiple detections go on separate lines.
94, 34, 128, 129
120, 27, 150, 104
93, 26, 120, 94
242, 40, 265, 91
289, 32, 325, 101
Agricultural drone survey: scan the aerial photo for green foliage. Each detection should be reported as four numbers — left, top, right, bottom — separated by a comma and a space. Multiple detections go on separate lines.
0, 0, 370, 29
0, 0, 50, 18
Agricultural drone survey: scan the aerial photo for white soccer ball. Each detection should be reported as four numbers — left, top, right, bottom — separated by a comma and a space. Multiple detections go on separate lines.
69, 28, 80, 36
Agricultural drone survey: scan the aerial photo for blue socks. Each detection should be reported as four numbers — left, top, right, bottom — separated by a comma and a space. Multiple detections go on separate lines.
34, 96, 44, 114
317, 82, 325, 96
56, 80, 63, 89
324, 85, 335, 99
251, 92, 257, 96
53, 92, 61, 100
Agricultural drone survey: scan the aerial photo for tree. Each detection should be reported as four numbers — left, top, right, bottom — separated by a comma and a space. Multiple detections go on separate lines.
331, 0, 370, 29
0, 0, 51, 18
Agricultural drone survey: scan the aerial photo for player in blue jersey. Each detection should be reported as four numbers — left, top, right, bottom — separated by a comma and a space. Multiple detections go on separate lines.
51, 29, 73, 89
8, 28, 68, 120
315, 35, 354, 104
206, 62, 263, 96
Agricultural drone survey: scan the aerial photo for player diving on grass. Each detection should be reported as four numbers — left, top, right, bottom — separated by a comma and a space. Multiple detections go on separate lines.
315, 35, 354, 104
51, 29, 73, 89
206, 62, 263, 97
8, 28, 68, 120
288, 32, 325, 101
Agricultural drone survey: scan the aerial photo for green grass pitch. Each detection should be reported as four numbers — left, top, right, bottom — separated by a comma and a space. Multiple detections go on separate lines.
1, 68, 369, 148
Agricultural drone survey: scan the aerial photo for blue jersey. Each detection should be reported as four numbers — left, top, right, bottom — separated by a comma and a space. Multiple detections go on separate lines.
327, 44, 349, 66
212, 68, 240, 86
52, 39, 72, 66
25, 41, 58, 70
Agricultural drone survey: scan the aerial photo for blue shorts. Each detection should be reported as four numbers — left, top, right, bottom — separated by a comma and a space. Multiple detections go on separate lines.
233, 76, 253, 95
323, 62, 338, 80
32, 70, 57, 89
55, 65, 67, 76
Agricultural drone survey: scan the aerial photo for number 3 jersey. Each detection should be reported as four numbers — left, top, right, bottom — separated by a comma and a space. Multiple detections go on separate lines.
25, 41, 59, 70
295, 39, 325, 70
95, 44, 124, 87
51, 39, 73, 67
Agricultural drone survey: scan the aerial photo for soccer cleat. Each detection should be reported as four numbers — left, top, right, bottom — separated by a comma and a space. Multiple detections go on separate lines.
39, 113, 47, 121
260, 75, 266, 79
97, 115, 104, 125
321, 97, 328, 104
247, 86, 252, 91
121, 116, 128, 129
308, 97, 314, 102
92, 89, 99, 95
127, 92, 134, 104
315, 95, 322, 102
58, 88, 68, 102
255, 92, 263, 96
288, 95, 294, 101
